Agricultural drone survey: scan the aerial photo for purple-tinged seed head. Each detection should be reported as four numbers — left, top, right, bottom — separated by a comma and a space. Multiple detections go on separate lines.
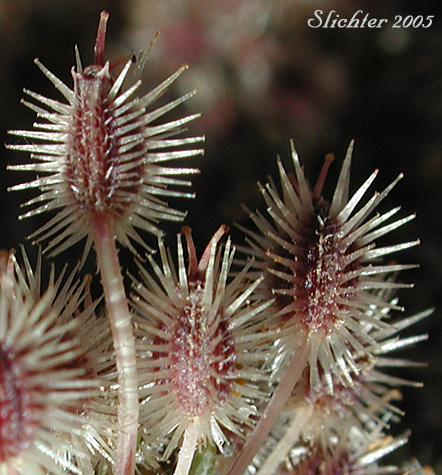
280, 430, 410, 475
282, 447, 353, 475
0, 342, 35, 461
255, 420, 410, 475
0, 249, 114, 474
241, 141, 418, 394
7, 11, 204, 259
133, 226, 273, 461
262, 286, 431, 473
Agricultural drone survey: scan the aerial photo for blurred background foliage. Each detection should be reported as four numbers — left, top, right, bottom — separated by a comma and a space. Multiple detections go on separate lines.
0, 0, 441, 470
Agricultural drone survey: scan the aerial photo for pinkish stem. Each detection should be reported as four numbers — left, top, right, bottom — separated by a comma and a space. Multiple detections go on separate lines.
92, 214, 138, 475
227, 342, 310, 475
256, 404, 313, 475
94, 10, 109, 66
173, 422, 199, 475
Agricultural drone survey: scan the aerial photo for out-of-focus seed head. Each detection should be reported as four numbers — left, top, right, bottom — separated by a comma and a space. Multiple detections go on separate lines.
244, 276, 430, 475
7, 11, 204, 258
280, 431, 410, 475
283, 286, 431, 454
0, 249, 114, 475
402, 459, 436, 475
241, 141, 419, 394
249, 420, 410, 475
132, 226, 273, 461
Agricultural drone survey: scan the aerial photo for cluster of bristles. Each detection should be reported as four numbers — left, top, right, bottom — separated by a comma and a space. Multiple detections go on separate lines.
1, 11, 432, 475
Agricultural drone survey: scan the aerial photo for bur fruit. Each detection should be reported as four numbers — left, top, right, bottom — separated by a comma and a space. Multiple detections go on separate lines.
241, 141, 418, 393
7, 11, 204, 258
228, 141, 419, 475
132, 226, 273, 473
0, 250, 112, 475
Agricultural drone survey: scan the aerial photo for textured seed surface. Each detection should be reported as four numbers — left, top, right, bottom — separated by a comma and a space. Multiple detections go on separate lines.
0, 345, 33, 461
296, 206, 358, 334
170, 283, 236, 417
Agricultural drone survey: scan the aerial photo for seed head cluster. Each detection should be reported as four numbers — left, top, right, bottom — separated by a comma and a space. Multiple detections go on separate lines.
239, 144, 429, 475
3, 10, 433, 475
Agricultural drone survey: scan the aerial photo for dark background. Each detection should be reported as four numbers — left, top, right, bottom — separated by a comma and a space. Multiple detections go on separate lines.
0, 0, 441, 469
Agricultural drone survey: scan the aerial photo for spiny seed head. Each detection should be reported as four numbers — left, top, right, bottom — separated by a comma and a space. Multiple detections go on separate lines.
247, 284, 430, 475
281, 449, 353, 475
250, 420, 409, 475
283, 375, 404, 462
283, 286, 431, 455
0, 249, 114, 475
7, 11, 204, 258
132, 226, 273, 460
280, 432, 410, 475
241, 140, 418, 394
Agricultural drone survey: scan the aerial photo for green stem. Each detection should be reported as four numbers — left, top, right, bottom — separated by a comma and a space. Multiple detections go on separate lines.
189, 444, 217, 475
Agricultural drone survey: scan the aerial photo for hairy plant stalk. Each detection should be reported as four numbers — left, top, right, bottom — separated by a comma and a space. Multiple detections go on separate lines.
227, 342, 310, 475
256, 405, 313, 475
92, 214, 138, 475
6, 10, 204, 472
174, 423, 199, 475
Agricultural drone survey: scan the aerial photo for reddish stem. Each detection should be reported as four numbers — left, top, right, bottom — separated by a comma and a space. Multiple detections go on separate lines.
197, 225, 229, 274
227, 341, 310, 475
92, 214, 138, 475
94, 10, 109, 66
313, 153, 335, 202
256, 404, 313, 475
